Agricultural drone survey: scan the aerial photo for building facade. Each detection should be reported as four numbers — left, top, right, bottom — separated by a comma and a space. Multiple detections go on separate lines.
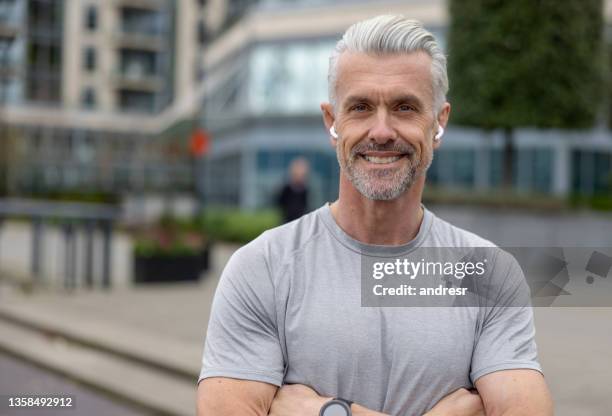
199, 0, 612, 210
2, 0, 611, 205
0, 0, 207, 196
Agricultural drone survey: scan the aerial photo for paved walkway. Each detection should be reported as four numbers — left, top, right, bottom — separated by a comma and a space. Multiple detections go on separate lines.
0, 351, 146, 416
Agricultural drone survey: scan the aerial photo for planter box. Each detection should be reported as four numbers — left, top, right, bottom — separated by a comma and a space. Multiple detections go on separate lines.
133, 245, 210, 283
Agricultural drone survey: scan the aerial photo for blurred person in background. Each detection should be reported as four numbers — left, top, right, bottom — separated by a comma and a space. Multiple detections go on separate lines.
276, 157, 310, 223
197, 15, 553, 416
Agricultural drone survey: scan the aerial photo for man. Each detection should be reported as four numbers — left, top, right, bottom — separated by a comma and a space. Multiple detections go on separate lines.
197, 15, 553, 416
277, 157, 310, 223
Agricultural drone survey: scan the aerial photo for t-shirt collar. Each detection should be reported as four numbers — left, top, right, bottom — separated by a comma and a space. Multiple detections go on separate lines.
317, 202, 433, 257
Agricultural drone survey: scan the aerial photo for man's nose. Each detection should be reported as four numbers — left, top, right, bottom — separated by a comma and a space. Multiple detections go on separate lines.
369, 113, 396, 144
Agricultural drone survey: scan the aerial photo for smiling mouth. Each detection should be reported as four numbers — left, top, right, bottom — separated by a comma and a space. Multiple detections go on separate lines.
360, 154, 406, 164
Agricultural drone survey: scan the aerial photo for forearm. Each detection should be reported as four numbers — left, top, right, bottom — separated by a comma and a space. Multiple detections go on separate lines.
351, 403, 390, 416
476, 369, 553, 416
269, 384, 393, 416
197, 378, 277, 416
496, 407, 553, 416
489, 391, 553, 416
492, 409, 552, 416
270, 384, 486, 416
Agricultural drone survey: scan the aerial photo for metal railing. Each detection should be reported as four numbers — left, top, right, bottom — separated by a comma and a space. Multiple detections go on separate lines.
0, 198, 120, 289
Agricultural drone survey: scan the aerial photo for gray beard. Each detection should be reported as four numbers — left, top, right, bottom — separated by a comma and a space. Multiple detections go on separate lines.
337, 142, 432, 201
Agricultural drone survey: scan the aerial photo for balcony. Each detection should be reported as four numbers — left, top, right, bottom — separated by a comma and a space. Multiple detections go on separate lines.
0, 0, 22, 36
0, 59, 20, 79
114, 57, 164, 92
26, 0, 62, 41
115, 33, 167, 51
0, 79, 22, 103
115, 0, 167, 11
117, 90, 156, 114
0, 22, 20, 38
0, 39, 22, 79
114, 73, 164, 92
116, 7, 168, 51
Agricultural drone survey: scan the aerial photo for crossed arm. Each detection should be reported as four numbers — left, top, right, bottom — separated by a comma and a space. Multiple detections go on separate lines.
197, 368, 553, 416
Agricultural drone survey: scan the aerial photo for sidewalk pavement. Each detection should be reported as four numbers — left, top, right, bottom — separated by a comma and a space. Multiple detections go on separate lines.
0, 243, 239, 416
0, 243, 611, 416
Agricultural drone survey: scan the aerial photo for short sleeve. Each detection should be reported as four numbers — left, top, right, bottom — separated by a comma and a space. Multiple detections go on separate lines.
199, 244, 285, 386
470, 253, 543, 383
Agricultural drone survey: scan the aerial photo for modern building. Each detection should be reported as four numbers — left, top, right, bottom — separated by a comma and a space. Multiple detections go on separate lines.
0, 0, 207, 196
2, 0, 612, 206
199, 0, 612, 210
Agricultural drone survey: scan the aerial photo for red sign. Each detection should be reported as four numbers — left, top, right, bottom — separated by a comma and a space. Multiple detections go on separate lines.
190, 129, 210, 157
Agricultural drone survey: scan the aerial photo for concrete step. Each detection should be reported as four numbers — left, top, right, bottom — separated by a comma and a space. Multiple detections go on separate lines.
0, 317, 196, 416
0, 243, 239, 415
0, 300, 201, 381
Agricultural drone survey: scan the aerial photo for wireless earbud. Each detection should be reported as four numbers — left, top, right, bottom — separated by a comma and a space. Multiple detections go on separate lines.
330, 125, 339, 139
434, 126, 444, 141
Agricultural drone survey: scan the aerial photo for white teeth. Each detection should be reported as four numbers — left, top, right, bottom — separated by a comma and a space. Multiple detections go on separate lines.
363, 155, 402, 164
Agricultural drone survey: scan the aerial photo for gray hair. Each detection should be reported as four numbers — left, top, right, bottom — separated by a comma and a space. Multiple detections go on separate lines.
328, 15, 448, 115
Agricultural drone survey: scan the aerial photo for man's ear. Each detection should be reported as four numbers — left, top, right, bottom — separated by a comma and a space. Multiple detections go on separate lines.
434, 102, 451, 149
320, 102, 336, 147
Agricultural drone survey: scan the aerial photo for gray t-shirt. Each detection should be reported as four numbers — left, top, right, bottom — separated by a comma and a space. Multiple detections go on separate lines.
199, 204, 542, 416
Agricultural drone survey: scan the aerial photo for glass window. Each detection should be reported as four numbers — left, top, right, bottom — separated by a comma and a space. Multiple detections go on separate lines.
83, 47, 96, 71
81, 87, 96, 109
248, 40, 335, 115
205, 154, 242, 205
427, 152, 441, 185
120, 49, 156, 77
594, 152, 612, 193
85, 5, 97, 30
532, 148, 552, 193
198, 21, 207, 45
120, 7, 164, 36
0, 79, 21, 103
0, 1, 14, 22
452, 149, 475, 187
431, 149, 475, 189
0, 38, 13, 66
492, 147, 553, 193
488, 149, 504, 187
29, 0, 61, 31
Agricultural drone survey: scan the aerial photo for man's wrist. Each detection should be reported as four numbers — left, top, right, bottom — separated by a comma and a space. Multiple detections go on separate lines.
319, 398, 354, 416
352, 403, 391, 416
318, 397, 391, 416
315, 396, 334, 415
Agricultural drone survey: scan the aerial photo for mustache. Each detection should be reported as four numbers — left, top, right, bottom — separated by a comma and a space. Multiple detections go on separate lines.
350, 141, 416, 156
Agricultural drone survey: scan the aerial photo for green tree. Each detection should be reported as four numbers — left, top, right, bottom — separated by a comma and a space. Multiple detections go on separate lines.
448, 0, 605, 188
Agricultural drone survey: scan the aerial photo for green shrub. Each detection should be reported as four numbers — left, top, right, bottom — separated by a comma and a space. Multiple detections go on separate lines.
569, 193, 612, 211
423, 187, 568, 211
134, 216, 207, 257
198, 208, 281, 244
29, 190, 119, 204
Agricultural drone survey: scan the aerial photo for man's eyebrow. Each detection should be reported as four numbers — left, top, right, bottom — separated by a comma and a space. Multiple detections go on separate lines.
342, 94, 425, 108
390, 94, 424, 108
343, 95, 374, 107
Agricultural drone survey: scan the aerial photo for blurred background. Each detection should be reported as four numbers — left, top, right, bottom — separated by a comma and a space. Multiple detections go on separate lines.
0, 0, 611, 415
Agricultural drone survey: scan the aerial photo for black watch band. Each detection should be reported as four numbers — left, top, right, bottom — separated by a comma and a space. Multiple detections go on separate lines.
334, 397, 354, 408
320, 397, 353, 416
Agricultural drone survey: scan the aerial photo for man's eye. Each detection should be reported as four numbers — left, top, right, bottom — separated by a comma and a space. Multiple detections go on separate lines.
351, 104, 369, 112
397, 104, 415, 112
